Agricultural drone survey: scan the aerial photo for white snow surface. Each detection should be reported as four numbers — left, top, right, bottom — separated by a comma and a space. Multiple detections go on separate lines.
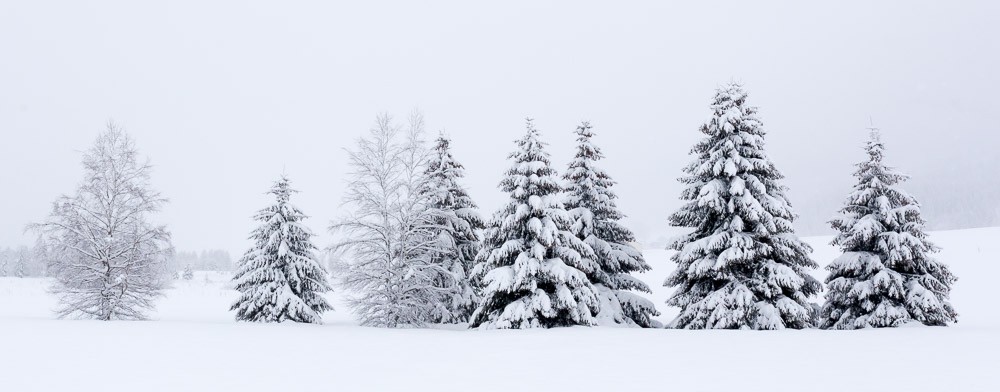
1, 227, 998, 391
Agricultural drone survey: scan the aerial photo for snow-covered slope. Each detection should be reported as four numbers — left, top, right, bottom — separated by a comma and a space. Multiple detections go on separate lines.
1, 228, 997, 391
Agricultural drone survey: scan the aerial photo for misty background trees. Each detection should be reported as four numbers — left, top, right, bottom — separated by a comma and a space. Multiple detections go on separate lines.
0, 246, 44, 277
167, 250, 234, 273
0, 245, 233, 279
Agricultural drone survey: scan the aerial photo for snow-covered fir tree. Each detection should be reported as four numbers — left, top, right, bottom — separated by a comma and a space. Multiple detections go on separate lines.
182, 264, 194, 280
470, 119, 600, 329
13, 252, 26, 278
664, 83, 821, 330
820, 129, 957, 329
332, 114, 453, 328
30, 122, 173, 320
231, 175, 333, 323
563, 122, 659, 327
423, 134, 485, 323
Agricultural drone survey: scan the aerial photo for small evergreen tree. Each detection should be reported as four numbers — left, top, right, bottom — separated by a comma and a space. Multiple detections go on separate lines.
470, 119, 600, 329
13, 253, 26, 278
820, 129, 957, 329
664, 83, 821, 330
0, 251, 8, 276
563, 122, 659, 327
424, 134, 485, 323
182, 264, 194, 280
231, 176, 332, 323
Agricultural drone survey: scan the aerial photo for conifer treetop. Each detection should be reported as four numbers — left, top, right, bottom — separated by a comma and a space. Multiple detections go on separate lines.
821, 129, 957, 328
423, 132, 484, 323
427, 133, 479, 210
675, 82, 799, 235
563, 121, 659, 327
831, 128, 928, 252
231, 175, 332, 324
501, 118, 561, 199
564, 122, 616, 217
269, 174, 297, 204
470, 119, 599, 329
665, 82, 819, 330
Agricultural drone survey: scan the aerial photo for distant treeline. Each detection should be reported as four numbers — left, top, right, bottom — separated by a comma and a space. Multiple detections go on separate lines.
0, 246, 44, 277
0, 245, 233, 277
168, 250, 234, 273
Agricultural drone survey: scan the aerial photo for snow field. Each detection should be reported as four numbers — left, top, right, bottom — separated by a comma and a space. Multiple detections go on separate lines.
1, 228, 998, 391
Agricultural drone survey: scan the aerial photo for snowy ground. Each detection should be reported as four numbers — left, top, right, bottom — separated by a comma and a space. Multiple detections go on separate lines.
1, 228, 998, 391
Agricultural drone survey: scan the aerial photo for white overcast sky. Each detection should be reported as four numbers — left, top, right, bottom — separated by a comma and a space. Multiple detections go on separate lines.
2, 0, 998, 256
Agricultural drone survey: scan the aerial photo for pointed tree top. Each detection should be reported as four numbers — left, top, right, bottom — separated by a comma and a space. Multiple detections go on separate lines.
433, 132, 452, 153
268, 175, 297, 203
429, 132, 464, 176
864, 126, 885, 165
574, 121, 594, 138
716, 81, 748, 103
571, 121, 602, 159
703, 82, 762, 141
523, 117, 541, 139
512, 118, 548, 161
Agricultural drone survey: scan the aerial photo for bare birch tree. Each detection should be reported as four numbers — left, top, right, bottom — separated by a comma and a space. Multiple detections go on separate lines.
30, 122, 173, 320
330, 113, 456, 327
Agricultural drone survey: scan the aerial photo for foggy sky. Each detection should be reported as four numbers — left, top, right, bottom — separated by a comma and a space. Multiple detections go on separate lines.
2, 0, 998, 256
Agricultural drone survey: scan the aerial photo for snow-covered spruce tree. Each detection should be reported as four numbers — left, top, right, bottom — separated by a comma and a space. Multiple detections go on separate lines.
29, 122, 173, 320
664, 83, 821, 330
469, 119, 600, 329
820, 129, 957, 329
332, 113, 454, 328
231, 176, 333, 323
182, 264, 194, 280
13, 252, 26, 278
0, 250, 7, 276
423, 133, 485, 323
14, 252, 28, 278
563, 122, 659, 327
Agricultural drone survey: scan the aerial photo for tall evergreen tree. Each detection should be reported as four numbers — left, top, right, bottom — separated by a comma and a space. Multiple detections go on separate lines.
424, 134, 485, 323
231, 176, 332, 323
470, 119, 600, 329
820, 129, 957, 328
563, 122, 659, 327
664, 83, 821, 330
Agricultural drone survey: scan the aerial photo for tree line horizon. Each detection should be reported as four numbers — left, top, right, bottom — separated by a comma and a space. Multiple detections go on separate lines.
24, 81, 957, 329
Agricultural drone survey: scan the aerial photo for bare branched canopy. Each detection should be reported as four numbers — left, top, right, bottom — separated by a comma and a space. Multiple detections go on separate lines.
30, 122, 173, 320
330, 113, 457, 328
